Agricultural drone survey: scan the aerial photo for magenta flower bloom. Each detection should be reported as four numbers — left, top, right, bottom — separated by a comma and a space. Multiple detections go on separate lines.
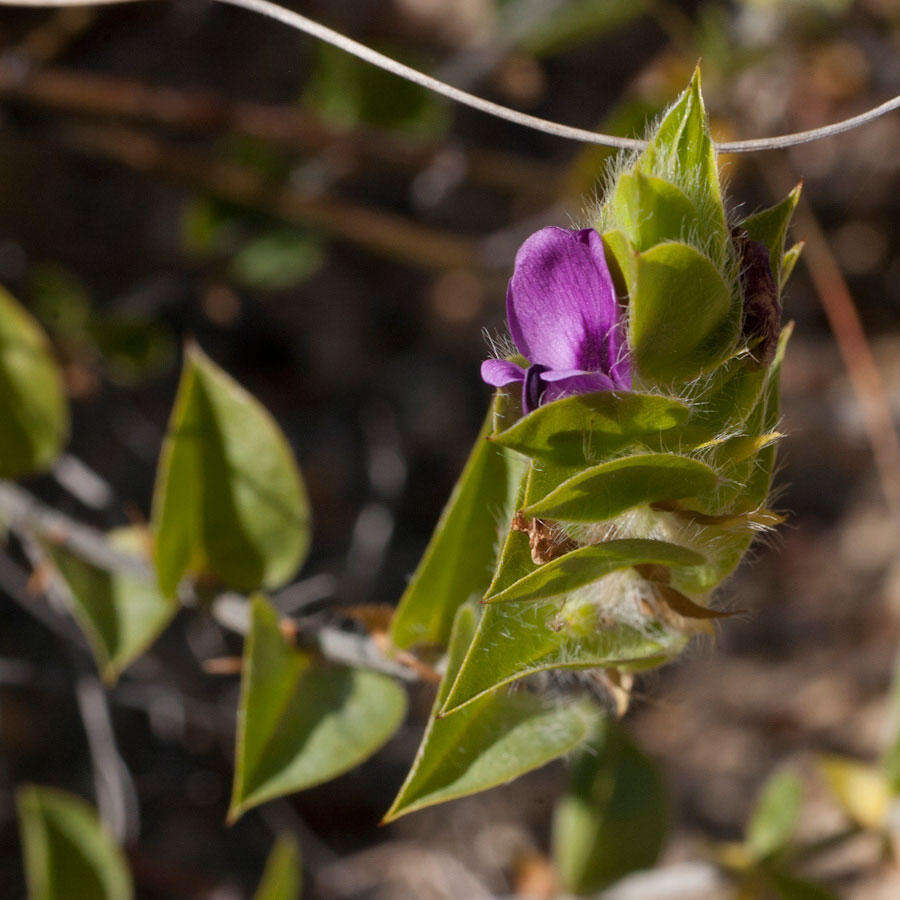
481, 227, 631, 414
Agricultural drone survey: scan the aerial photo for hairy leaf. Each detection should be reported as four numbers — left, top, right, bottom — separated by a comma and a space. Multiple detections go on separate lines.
484, 539, 704, 604
491, 390, 689, 467
391, 391, 525, 649
552, 720, 668, 894
383, 605, 597, 821
152, 344, 310, 597
612, 171, 701, 252
16, 786, 133, 900
739, 184, 802, 284
230, 596, 407, 821
0, 286, 69, 478
45, 527, 176, 684
524, 453, 721, 522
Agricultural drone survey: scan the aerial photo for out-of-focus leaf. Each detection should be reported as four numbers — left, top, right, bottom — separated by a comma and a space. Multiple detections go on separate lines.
819, 756, 888, 831
739, 185, 802, 284
16, 786, 133, 900
781, 242, 804, 290
383, 604, 597, 821
629, 241, 737, 385
304, 44, 448, 136
151, 344, 311, 597
745, 767, 803, 861
761, 869, 839, 900
882, 652, 900, 794
440, 598, 681, 716
182, 197, 241, 257
484, 539, 703, 604
45, 527, 176, 684
491, 390, 690, 467
91, 317, 176, 387
612, 171, 701, 252
0, 286, 69, 478
552, 720, 668, 894
524, 453, 720, 522
229, 596, 407, 821
519, 0, 649, 57
254, 835, 302, 900
230, 231, 324, 291
390, 392, 525, 650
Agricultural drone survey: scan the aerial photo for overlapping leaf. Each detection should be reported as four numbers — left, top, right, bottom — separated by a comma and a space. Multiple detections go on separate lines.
229, 596, 407, 821
383, 605, 597, 821
739, 184, 802, 284
390, 391, 524, 649
612, 171, 701, 252
152, 344, 311, 597
490, 390, 689, 467
0, 286, 69, 478
45, 527, 177, 683
16, 786, 133, 900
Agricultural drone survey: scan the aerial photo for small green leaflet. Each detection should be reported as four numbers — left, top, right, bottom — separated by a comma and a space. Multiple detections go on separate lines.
611, 171, 702, 253
254, 835, 302, 900
229, 596, 407, 822
390, 391, 525, 649
491, 390, 690, 467
152, 344, 311, 597
484, 539, 704, 604
745, 767, 803, 862
383, 605, 597, 822
440, 600, 681, 716
628, 241, 738, 385
739, 184, 802, 286
524, 453, 721, 522
0, 286, 69, 479
781, 242, 804, 291
552, 720, 668, 894
45, 527, 177, 684
16, 786, 133, 900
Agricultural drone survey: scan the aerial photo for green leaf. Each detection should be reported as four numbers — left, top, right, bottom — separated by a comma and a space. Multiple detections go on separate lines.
739, 184, 802, 284
611, 171, 701, 253
524, 453, 721, 522
820, 756, 888, 831
151, 344, 311, 597
0, 286, 69, 478
781, 241, 804, 290
552, 720, 668, 894
254, 835, 302, 900
390, 392, 526, 649
601, 229, 637, 293
629, 241, 738, 385
761, 869, 838, 900
491, 390, 690, 467
745, 767, 803, 862
635, 68, 726, 241
229, 596, 407, 821
441, 599, 681, 716
383, 605, 597, 821
230, 231, 324, 292
45, 527, 177, 684
16, 786, 133, 900
484, 539, 704, 604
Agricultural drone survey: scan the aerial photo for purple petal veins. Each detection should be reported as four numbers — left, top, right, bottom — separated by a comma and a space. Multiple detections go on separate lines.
483, 226, 631, 413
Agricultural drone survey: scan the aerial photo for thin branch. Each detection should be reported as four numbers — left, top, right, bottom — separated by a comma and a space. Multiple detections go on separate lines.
0, 0, 896, 152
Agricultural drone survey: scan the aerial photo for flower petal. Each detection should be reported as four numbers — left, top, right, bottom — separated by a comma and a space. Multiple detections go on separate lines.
506, 227, 621, 372
481, 358, 525, 387
540, 371, 617, 405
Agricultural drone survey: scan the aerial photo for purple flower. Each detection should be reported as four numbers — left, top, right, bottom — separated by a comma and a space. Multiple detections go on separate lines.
481, 227, 631, 414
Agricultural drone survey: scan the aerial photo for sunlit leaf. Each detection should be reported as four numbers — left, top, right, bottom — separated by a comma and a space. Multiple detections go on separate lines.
781, 242, 804, 291
390, 391, 526, 649
254, 835, 302, 900
484, 539, 704, 604
612, 171, 702, 252
491, 390, 690, 467
745, 767, 803, 861
16, 786, 133, 900
45, 527, 177, 684
383, 605, 597, 821
819, 756, 888, 831
524, 453, 721, 522
629, 241, 738, 385
0, 286, 69, 478
552, 720, 668, 894
152, 344, 311, 597
229, 596, 407, 821
440, 598, 681, 716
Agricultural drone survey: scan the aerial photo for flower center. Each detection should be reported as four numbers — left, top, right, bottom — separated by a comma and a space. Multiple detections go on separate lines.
523, 364, 549, 413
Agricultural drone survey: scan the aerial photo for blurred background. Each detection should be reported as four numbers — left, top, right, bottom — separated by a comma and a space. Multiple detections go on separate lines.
0, 0, 898, 896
